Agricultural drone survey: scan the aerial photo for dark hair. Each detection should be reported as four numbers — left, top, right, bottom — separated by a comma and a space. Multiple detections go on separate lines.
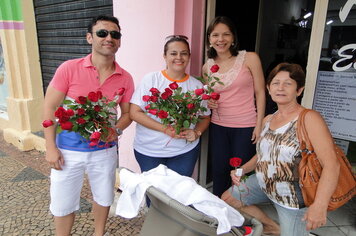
163, 35, 190, 55
206, 16, 239, 58
87, 15, 120, 33
267, 63, 306, 90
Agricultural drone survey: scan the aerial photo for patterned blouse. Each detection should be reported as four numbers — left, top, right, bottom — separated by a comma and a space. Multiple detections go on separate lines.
255, 115, 305, 209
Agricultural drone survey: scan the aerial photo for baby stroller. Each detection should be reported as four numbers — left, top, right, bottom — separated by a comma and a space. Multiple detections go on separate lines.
140, 186, 263, 236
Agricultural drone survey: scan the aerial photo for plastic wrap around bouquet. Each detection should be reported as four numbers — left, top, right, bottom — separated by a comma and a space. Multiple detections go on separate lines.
42, 89, 125, 147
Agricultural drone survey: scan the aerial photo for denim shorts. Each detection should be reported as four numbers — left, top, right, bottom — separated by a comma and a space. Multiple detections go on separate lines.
230, 174, 309, 236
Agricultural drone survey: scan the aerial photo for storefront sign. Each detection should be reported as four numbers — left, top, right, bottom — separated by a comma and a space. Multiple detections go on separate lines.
313, 71, 356, 141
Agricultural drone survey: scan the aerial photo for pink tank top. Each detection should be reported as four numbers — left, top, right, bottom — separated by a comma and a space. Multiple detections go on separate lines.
206, 51, 257, 127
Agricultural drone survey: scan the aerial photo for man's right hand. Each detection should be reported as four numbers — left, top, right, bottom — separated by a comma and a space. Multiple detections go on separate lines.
46, 147, 64, 170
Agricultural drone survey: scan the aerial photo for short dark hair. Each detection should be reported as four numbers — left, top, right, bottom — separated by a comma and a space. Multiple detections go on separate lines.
163, 35, 190, 55
87, 15, 120, 33
267, 63, 306, 90
206, 16, 239, 58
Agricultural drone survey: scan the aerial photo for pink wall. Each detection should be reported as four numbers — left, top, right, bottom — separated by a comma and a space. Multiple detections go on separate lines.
114, 0, 206, 173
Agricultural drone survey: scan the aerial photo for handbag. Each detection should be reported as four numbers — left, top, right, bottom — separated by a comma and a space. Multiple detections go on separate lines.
297, 109, 356, 211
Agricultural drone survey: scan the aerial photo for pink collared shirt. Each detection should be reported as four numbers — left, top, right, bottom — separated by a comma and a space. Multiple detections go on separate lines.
49, 54, 134, 103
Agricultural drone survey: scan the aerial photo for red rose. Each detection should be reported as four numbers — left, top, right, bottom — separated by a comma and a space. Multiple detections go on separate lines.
243, 226, 252, 235
76, 118, 86, 124
88, 91, 99, 102
144, 104, 151, 110
77, 96, 87, 104
169, 82, 178, 90
230, 157, 242, 168
54, 107, 66, 118
187, 103, 195, 110
194, 88, 204, 96
148, 109, 158, 115
94, 105, 101, 112
210, 64, 219, 73
96, 91, 103, 99
165, 88, 173, 95
89, 140, 99, 147
157, 110, 168, 119
58, 116, 69, 123
66, 109, 74, 117
90, 131, 101, 140
161, 92, 170, 100
118, 87, 125, 95
202, 94, 211, 100
42, 119, 54, 128
210, 92, 220, 100
150, 96, 158, 102
143, 95, 151, 102
60, 121, 73, 130
149, 88, 160, 95
77, 108, 85, 116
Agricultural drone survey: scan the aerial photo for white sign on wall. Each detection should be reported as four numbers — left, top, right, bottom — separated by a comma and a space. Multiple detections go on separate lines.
313, 71, 356, 142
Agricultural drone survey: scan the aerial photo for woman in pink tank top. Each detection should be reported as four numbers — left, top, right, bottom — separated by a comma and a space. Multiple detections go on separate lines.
202, 16, 266, 197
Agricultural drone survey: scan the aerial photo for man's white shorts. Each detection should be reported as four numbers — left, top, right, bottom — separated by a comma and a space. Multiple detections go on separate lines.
50, 146, 118, 217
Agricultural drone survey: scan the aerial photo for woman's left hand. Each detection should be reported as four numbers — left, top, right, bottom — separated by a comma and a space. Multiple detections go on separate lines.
302, 203, 327, 231
180, 129, 198, 142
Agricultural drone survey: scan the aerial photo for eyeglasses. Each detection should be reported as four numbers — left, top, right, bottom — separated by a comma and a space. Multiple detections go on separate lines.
95, 29, 122, 39
165, 34, 188, 42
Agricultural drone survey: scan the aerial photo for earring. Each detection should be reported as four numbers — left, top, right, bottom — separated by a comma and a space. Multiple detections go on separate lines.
209, 44, 213, 48
232, 43, 235, 46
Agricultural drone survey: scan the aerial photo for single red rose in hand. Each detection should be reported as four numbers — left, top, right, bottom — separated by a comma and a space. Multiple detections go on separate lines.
169, 82, 179, 90
230, 157, 242, 168
54, 107, 66, 119
77, 96, 87, 104
187, 103, 195, 110
210, 64, 219, 73
118, 87, 125, 95
42, 119, 54, 128
194, 88, 204, 96
157, 110, 168, 119
88, 92, 99, 102
149, 87, 160, 95
202, 94, 211, 100
94, 105, 101, 112
148, 109, 158, 115
77, 108, 85, 115
60, 121, 73, 130
144, 104, 151, 110
96, 91, 103, 99
76, 118, 86, 124
150, 95, 158, 102
90, 131, 101, 140
143, 95, 151, 102
210, 92, 220, 100
66, 109, 75, 117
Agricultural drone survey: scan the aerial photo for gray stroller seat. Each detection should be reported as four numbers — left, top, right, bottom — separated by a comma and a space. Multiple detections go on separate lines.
140, 186, 263, 236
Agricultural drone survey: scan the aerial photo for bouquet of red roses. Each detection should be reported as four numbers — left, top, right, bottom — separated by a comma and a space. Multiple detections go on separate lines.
142, 81, 218, 135
42, 89, 125, 147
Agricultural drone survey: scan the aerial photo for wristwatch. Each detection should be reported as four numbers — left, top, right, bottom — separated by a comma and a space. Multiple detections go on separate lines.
116, 128, 123, 136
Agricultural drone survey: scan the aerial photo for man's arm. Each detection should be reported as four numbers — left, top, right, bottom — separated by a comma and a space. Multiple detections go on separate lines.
43, 86, 66, 170
115, 102, 132, 130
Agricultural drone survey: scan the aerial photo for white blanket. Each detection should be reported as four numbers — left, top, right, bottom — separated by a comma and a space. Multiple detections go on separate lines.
116, 164, 244, 235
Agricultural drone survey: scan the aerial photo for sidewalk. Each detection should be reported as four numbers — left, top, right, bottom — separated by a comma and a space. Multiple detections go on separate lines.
0, 132, 144, 236
0, 131, 355, 235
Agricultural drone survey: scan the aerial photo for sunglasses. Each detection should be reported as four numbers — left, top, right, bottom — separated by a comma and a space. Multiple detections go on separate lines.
165, 34, 188, 42
95, 29, 122, 39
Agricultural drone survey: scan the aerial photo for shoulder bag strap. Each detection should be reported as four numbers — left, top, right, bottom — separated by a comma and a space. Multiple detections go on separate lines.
297, 109, 314, 153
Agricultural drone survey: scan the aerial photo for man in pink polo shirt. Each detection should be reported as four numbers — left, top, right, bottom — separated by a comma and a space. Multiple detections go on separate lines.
43, 15, 134, 236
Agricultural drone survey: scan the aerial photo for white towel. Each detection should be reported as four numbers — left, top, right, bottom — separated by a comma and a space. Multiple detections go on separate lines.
116, 165, 244, 234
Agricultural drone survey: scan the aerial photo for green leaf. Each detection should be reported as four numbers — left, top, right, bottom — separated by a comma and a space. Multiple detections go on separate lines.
99, 112, 108, 118
183, 120, 190, 128
63, 100, 73, 105
56, 125, 63, 133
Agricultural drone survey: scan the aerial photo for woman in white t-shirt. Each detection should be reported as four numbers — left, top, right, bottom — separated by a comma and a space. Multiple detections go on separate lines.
130, 35, 211, 176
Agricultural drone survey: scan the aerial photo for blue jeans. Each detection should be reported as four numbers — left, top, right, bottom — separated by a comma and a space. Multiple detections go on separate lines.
230, 174, 309, 236
134, 143, 200, 177
209, 123, 256, 197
